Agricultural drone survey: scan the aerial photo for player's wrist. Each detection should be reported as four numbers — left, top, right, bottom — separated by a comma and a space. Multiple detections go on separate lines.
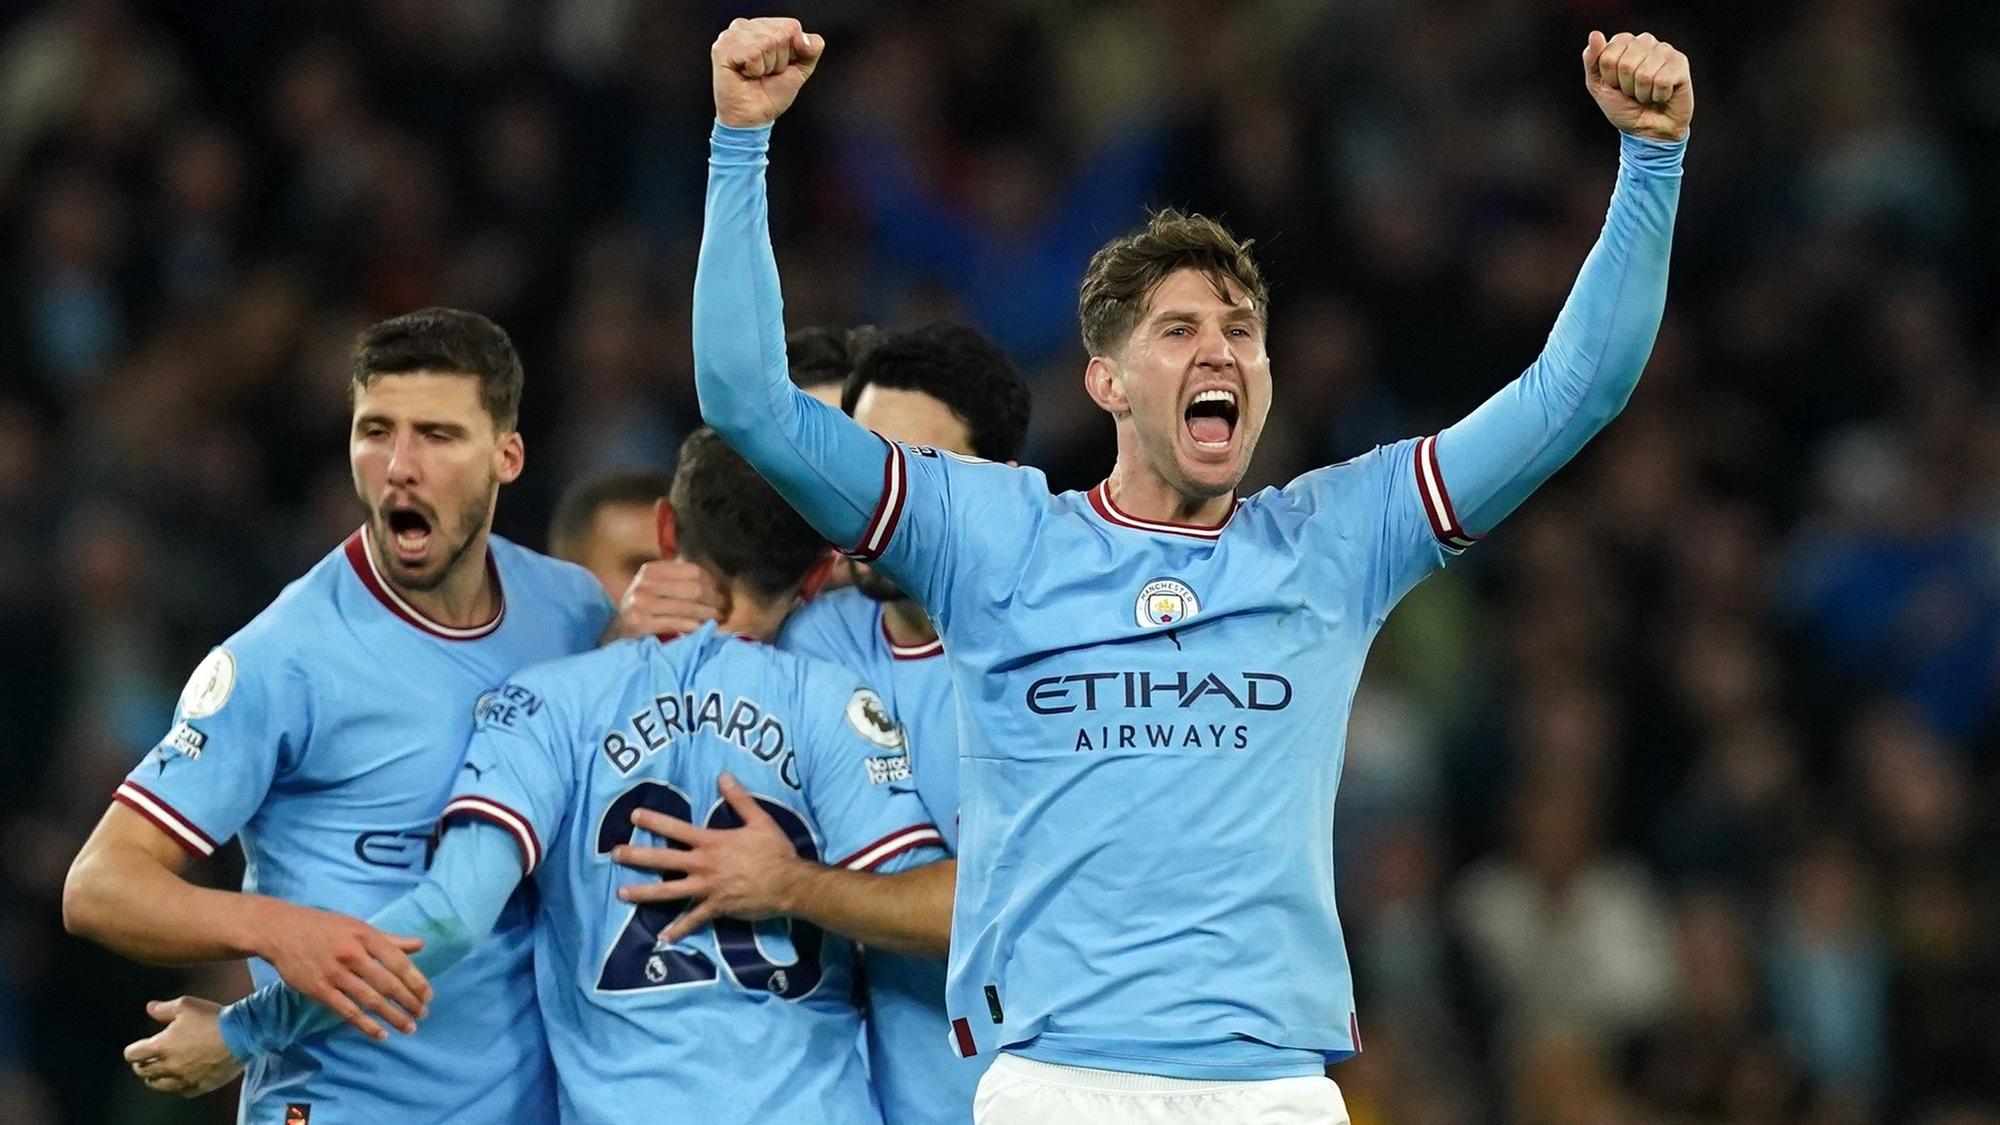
1618, 130, 1687, 175
711, 119, 775, 143
772, 855, 830, 917
229, 893, 287, 961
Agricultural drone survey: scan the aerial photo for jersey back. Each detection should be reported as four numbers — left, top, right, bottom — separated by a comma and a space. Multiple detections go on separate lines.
780, 589, 984, 1124
445, 625, 945, 1125
850, 438, 1461, 1079
116, 530, 611, 1123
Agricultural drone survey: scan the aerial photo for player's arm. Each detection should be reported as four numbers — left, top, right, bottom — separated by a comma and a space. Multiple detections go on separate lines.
67, 790, 430, 1038
618, 773, 954, 958
64, 803, 291, 965
121, 821, 525, 1099
693, 18, 898, 552
1425, 34, 1691, 538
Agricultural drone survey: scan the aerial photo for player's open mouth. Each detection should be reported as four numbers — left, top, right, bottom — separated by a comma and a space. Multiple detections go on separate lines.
386, 506, 434, 563
1184, 388, 1239, 450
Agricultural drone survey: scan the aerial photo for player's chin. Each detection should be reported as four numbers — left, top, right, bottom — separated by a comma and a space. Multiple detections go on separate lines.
383, 550, 450, 591
1174, 433, 1252, 494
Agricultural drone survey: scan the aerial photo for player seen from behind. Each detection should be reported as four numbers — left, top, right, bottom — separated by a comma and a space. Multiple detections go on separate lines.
618, 319, 1032, 1124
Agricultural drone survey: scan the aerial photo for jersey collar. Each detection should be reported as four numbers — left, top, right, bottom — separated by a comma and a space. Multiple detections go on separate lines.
1086, 480, 1240, 541
879, 611, 944, 660
345, 526, 506, 641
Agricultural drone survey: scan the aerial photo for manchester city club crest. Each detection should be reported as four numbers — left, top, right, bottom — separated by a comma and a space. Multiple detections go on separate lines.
1135, 578, 1200, 628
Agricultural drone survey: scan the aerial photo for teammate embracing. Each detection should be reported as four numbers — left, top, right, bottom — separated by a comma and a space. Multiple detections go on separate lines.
618, 321, 1031, 1124
126, 429, 947, 1125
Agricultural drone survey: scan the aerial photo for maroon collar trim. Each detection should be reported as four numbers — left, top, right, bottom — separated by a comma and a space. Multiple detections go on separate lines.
880, 612, 944, 660
344, 527, 505, 641
1086, 481, 1239, 541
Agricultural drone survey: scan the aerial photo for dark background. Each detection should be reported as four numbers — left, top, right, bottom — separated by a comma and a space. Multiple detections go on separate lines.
2, 1, 1997, 1122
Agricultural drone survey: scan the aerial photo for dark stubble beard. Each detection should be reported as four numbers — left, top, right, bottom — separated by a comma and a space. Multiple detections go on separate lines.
848, 559, 910, 605
374, 476, 498, 594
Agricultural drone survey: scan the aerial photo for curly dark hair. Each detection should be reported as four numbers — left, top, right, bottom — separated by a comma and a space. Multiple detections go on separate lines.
840, 321, 1031, 463
669, 428, 828, 598
788, 324, 888, 393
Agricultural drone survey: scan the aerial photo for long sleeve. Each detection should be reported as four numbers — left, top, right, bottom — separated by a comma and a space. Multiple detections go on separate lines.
215, 821, 524, 1061
1433, 133, 1685, 535
693, 122, 898, 553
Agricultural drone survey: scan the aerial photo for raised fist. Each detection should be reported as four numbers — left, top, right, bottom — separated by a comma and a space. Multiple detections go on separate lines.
1583, 32, 1693, 143
712, 17, 824, 129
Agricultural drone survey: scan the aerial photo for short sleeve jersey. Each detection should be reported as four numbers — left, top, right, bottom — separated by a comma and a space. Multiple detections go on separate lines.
116, 529, 610, 1122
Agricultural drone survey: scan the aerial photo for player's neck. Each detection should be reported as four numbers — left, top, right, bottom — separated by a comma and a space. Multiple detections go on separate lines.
881, 600, 937, 648
1105, 462, 1235, 527
392, 537, 499, 628
720, 585, 792, 644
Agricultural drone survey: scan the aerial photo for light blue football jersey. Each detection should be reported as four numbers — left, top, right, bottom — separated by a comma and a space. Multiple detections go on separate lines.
780, 588, 981, 1123
845, 440, 1466, 1079
694, 120, 1680, 1083
442, 623, 946, 1125
115, 528, 611, 1123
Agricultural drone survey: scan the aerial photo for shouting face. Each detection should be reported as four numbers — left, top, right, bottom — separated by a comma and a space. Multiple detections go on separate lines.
1089, 268, 1271, 502
349, 372, 523, 592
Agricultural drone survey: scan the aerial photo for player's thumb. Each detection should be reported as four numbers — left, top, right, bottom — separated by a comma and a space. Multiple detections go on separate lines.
718, 773, 769, 824
391, 934, 425, 954
794, 31, 825, 68
1582, 30, 1607, 75
146, 998, 180, 1023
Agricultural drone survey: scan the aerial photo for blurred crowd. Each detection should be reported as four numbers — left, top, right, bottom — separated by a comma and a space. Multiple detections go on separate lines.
1, 0, 1996, 1122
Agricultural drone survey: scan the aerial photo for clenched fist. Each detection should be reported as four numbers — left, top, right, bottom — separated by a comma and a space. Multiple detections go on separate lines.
1583, 31, 1693, 143
712, 17, 824, 129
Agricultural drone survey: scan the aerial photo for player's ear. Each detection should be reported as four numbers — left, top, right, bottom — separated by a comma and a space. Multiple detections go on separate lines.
798, 551, 836, 603
1084, 355, 1127, 416
654, 498, 679, 558
495, 431, 525, 485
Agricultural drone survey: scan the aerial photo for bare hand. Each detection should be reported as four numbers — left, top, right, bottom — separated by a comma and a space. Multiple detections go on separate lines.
613, 773, 810, 944
1583, 31, 1693, 143
614, 559, 728, 640
249, 898, 430, 1040
712, 17, 825, 129
124, 997, 243, 1098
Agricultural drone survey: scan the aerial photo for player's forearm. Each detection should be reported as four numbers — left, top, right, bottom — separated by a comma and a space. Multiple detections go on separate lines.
692, 122, 889, 550
783, 857, 954, 958
62, 839, 266, 965
218, 824, 519, 1059
1437, 133, 1684, 533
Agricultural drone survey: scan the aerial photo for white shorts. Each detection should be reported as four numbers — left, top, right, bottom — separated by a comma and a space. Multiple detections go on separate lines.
973, 1053, 1349, 1125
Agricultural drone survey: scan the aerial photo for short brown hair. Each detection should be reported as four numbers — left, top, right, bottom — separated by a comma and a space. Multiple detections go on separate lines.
1078, 210, 1268, 358
669, 428, 827, 599
351, 307, 524, 430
